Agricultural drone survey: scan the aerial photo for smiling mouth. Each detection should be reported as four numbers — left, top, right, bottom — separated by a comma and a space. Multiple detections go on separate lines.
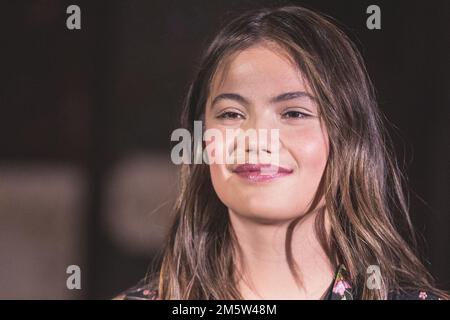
232, 163, 293, 182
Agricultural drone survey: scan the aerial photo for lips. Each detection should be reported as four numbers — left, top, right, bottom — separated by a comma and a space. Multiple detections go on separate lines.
232, 163, 293, 182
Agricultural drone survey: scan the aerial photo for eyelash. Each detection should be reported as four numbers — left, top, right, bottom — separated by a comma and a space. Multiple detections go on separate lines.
281, 110, 311, 119
216, 111, 245, 120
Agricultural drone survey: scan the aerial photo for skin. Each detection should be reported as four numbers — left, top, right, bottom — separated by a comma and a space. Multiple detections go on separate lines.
204, 42, 334, 299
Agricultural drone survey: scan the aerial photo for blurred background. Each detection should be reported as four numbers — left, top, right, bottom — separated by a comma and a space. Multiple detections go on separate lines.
0, 0, 448, 299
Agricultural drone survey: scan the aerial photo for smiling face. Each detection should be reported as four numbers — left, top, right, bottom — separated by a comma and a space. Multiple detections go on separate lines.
204, 43, 329, 223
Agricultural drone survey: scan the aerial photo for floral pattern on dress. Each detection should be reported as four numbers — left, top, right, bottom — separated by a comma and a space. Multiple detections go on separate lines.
119, 265, 444, 300
329, 265, 354, 300
120, 277, 159, 300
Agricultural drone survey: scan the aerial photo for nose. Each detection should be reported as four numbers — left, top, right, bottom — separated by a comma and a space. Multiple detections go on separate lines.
230, 114, 280, 163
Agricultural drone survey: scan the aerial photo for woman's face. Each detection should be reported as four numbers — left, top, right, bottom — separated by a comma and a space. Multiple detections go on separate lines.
204, 44, 329, 223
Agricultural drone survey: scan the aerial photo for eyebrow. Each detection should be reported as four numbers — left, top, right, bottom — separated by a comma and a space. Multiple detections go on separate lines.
211, 91, 315, 107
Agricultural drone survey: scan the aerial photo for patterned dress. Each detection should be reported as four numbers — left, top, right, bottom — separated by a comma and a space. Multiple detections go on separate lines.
119, 265, 443, 300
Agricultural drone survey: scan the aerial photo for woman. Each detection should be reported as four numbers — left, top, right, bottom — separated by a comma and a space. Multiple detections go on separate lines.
116, 5, 448, 300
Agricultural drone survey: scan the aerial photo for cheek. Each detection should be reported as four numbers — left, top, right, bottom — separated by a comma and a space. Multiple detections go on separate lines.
209, 163, 232, 203
285, 127, 328, 173
299, 140, 328, 175
209, 164, 223, 184
280, 128, 328, 213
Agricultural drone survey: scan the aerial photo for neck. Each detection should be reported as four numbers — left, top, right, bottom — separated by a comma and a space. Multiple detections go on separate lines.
230, 208, 335, 300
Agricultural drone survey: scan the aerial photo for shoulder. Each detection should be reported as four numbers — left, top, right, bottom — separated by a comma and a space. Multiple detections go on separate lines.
116, 275, 160, 300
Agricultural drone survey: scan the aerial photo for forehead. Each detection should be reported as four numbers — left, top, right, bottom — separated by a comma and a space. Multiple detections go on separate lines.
210, 43, 312, 98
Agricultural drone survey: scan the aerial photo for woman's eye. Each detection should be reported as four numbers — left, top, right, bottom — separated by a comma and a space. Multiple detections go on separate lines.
217, 111, 245, 120
281, 110, 310, 119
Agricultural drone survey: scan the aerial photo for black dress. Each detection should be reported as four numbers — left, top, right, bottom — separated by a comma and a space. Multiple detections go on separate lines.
119, 265, 443, 300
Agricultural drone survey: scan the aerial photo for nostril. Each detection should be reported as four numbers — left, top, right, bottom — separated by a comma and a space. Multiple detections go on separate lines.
244, 148, 271, 154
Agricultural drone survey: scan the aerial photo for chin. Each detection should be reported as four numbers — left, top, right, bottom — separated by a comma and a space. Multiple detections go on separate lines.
230, 198, 308, 223
234, 210, 305, 224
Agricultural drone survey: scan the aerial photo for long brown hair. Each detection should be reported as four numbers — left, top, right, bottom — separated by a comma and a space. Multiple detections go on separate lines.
153, 5, 447, 299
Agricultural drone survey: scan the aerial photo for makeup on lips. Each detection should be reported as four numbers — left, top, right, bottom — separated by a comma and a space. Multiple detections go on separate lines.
231, 163, 293, 182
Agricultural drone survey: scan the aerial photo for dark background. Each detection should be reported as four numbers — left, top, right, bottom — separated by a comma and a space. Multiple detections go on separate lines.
0, 0, 449, 299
